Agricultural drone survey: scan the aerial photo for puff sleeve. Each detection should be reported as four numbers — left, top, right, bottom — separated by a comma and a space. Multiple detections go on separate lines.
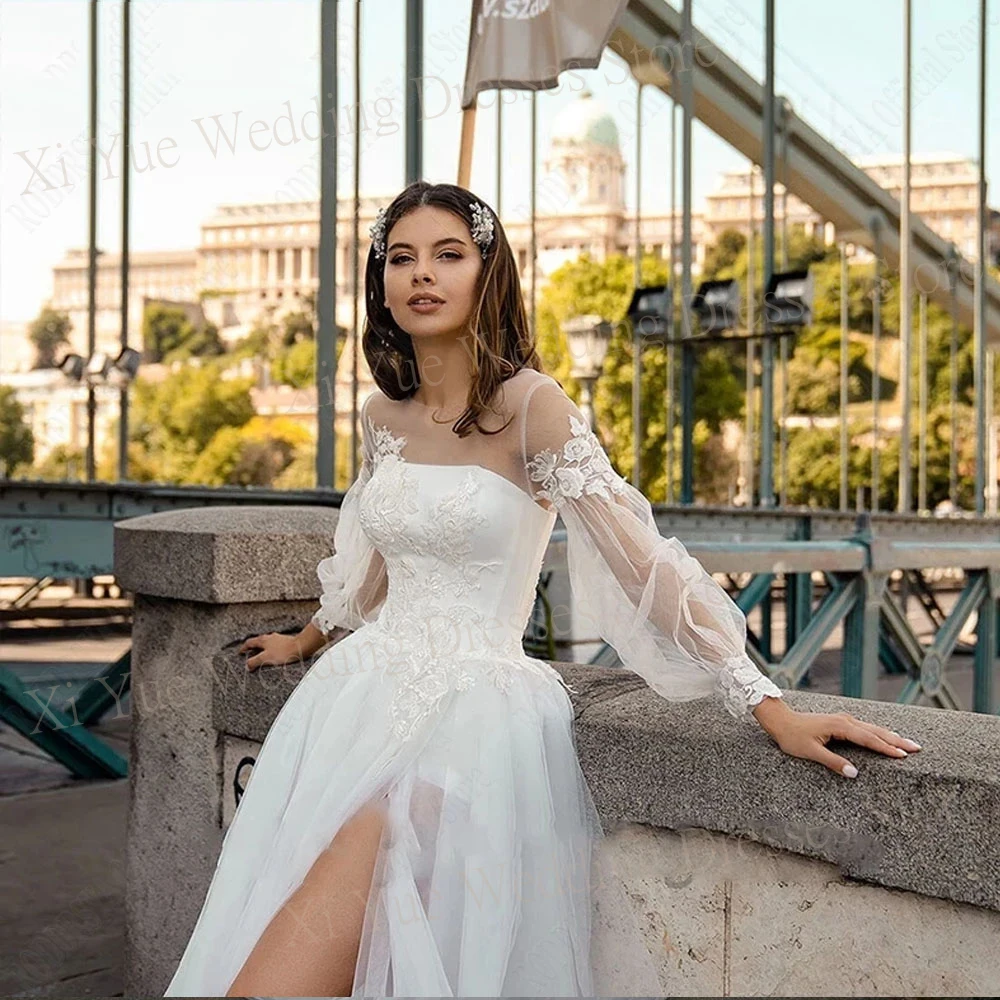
311, 394, 387, 636
520, 375, 784, 721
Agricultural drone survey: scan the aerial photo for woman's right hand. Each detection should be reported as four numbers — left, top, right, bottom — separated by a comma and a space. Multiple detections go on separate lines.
238, 632, 307, 672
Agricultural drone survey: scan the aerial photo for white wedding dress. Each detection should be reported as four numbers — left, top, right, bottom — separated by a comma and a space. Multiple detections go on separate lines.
163, 368, 784, 997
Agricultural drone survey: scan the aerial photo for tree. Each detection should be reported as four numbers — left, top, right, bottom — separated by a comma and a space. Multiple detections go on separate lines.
127, 362, 255, 482
280, 291, 316, 346
32, 444, 87, 482
272, 338, 316, 388
536, 252, 744, 502
28, 306, 72, 369
0, 385, 34, 474
142, 303, 224, 363
701, 229, 746, 278
187, 416, 309, 487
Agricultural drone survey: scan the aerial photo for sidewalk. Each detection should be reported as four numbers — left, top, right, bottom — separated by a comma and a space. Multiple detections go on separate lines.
0, 778, 126, 998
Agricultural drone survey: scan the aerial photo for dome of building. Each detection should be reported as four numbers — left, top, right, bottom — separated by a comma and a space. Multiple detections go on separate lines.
550, 88, 620, 150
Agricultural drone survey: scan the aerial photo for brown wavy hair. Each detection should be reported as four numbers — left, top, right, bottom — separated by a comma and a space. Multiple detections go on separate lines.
361, 181, 544, 437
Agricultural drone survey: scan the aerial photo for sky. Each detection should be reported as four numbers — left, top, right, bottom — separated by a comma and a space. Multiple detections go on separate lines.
0, 0, 997, 322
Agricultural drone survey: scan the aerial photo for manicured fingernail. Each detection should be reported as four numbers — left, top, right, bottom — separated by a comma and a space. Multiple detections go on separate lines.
894, 747, 908, 756
842, 764, 858, 778
902, 738, 922, 749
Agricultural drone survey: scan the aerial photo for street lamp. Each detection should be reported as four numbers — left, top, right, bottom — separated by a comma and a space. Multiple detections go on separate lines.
691, 278, 741, 333
562, 314, 612, 432
57, 348, 142, 481
764, 269, 814, 328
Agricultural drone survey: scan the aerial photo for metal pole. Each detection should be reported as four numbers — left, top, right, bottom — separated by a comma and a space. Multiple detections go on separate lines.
918, 293, 928, 511
633, 83, 643, 489
667, 98, 678, 505
316, 0, 339, 489
680, 0, 695, 505
872, 218, 882, 512
118, 0, 130, 482
350, 3, 362, 481
948, 248, 959, 505
840, 242, 849, 511
86, 0, 98, 482
988, 350, 997, 514
974, 0, 988, 514
779, 98, 790, 507
746, 165, 756, 506
495, 93, 502, 216
759, 0, 776, 507
530, 91, 537, 339
405, 0, 423, 185
899, 0, 913, 512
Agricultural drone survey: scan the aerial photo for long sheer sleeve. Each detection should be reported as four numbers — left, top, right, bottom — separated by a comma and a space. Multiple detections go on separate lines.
519, 375, 785, 721
311, 393, 387, 636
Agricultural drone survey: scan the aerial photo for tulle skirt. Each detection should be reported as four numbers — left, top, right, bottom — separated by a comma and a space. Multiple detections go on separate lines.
163, 624, 662, 997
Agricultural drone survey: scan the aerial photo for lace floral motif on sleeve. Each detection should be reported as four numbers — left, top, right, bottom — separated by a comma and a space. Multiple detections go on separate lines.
716, 653, 786, 720
525, 413, 629, 506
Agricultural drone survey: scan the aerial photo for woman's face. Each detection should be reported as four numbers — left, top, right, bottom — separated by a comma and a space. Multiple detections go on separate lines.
382, 204, 483, 341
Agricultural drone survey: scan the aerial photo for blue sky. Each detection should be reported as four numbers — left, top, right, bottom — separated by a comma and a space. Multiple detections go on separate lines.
1, 0, 997, 322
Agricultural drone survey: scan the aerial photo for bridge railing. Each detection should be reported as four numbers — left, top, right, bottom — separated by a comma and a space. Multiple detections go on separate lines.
111, 504, 1000, 996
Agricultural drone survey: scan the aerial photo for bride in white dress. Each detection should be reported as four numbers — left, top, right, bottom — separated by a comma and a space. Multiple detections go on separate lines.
163, 181, 923, 998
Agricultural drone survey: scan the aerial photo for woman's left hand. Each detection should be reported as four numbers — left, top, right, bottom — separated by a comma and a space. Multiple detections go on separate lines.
752, 698, 923, 778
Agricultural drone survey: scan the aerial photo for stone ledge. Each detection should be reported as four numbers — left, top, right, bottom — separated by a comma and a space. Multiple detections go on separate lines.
206, 641, 1000, 915
114, 505, 341, 604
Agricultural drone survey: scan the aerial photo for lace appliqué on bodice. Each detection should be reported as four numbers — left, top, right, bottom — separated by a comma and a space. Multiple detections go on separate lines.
360, 416, 552, 742
525, 413, 629, 506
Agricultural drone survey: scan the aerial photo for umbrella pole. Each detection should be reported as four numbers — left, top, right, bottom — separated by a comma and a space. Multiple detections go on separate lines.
458, 106, 476, 187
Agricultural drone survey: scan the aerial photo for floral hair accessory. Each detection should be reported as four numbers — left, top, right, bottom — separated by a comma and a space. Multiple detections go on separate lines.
469, 200, 494, 257
369, 200, 494, 260
369, 206, 388, 260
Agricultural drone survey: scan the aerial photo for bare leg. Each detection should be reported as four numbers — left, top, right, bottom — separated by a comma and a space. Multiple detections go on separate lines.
225, 796, 388, 998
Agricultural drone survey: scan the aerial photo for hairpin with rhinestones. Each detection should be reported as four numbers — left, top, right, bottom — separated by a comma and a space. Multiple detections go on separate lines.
369, 206, 388, 260
469, 200, 494, 257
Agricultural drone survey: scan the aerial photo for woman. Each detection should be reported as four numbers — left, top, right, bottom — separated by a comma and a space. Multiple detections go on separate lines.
164, 181, 922, 998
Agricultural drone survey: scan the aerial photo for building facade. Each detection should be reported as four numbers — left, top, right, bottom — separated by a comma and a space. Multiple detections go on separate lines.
10, 92, 998, 474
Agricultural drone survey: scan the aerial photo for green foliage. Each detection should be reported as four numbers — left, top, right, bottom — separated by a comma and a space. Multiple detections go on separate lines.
32, 444, 86, 481
535, 252, 744, 501
127, 362, 256, 482
0, 385, 35, 473
782, 402, 976, 511
142, 303, 224, 363
28, 306, 72, 369
701, 229, 746, 278
272, 338, 316, 388
188, 423, 297, 487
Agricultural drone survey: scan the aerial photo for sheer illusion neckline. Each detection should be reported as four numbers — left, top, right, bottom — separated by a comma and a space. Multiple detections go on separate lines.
367, 418, 555, 522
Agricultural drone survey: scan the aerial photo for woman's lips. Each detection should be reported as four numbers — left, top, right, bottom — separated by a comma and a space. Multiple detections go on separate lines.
407, 299, 445, 314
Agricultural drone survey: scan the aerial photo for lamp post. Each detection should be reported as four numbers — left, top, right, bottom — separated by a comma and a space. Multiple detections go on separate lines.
58, 348, 142, 480
562, 315, 613, 433
689, 270, 812, 507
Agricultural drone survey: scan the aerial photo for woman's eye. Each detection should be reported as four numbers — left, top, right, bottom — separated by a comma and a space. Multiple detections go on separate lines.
389, 255, 411, 265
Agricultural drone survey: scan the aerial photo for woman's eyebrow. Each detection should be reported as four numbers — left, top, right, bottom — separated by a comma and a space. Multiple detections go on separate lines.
386, 237, 468, 252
